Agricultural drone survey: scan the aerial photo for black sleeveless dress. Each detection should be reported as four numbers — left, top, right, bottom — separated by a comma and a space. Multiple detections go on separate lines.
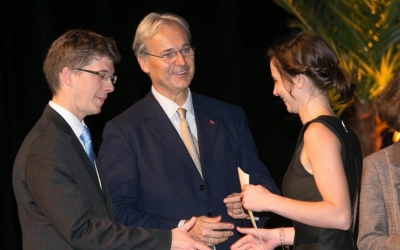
282, 116, 362, 250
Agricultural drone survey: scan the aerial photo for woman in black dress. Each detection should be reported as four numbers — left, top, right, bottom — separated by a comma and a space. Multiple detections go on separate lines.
231, 31, 362, 250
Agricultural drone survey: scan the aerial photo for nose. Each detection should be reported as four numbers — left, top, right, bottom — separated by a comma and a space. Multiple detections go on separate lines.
174, 51, 187, 66
273, 85, 278, 96
105, 80, 114, 93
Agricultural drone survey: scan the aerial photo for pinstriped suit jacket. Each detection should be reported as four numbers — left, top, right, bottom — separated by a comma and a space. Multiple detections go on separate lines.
12, 105, 170, 250
357, 141, 400, 249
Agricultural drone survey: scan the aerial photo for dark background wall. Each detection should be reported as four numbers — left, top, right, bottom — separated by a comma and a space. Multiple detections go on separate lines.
1, 0, 301, 248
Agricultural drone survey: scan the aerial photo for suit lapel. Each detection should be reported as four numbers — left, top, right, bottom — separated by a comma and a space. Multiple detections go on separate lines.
388, 141, 400, 167
192, 94, 220, 177
194, 110, 219, 171
70, 132, 104, 193
94, 156, 112, 197
94, 155, 114, 215
45, 106, 105, 193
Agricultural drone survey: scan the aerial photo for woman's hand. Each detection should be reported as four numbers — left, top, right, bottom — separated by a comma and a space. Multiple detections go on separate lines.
230, 227, 280, 250
241, 184, 272, 212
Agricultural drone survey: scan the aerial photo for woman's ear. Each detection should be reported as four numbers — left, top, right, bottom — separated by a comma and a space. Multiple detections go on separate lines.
294, 74, 305, 89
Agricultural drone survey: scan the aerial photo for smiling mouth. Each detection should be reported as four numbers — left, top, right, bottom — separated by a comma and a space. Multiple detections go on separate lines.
174, 70, 187, 75
96, 96, 107, 103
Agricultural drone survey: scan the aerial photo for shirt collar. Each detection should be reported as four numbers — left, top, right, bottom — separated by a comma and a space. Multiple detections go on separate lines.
48, 101, 86, 138
151, 86, 195, 118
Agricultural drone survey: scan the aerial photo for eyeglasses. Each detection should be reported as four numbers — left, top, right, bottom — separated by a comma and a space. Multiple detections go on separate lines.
74, 68, 117, 84
143, 46, 195, 61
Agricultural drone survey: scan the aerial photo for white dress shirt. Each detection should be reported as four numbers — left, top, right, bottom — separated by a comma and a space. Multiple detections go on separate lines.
151, 86, 198, 140
48, 101, 102, 189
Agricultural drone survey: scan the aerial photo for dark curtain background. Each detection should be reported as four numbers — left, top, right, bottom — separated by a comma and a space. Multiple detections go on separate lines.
1, 0, 302, 248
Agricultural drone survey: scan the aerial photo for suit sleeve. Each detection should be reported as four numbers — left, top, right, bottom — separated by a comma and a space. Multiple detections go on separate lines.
236, 108, 280, 195
233, 108, 280, 226
357, 156, 400, 249
25, 135, 171, 249
99, 120, 180, 229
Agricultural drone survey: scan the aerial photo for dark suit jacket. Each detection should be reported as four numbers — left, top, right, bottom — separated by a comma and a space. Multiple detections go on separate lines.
12, 105, 171, 250
99, 92, 279, 249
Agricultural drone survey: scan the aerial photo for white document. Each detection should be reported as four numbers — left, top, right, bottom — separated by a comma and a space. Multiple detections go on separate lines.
237, 167, 257, 228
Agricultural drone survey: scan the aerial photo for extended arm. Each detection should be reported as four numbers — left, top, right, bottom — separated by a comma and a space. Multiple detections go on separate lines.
224, 108, 279, 225
230, 227, 295, 250
241, 123, 352, 230
237, 108, 280, 194
25, 135, 171, 249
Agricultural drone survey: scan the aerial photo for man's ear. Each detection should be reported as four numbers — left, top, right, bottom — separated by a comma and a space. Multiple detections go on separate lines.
60, 67, 73, 86
138, 56, 149, 74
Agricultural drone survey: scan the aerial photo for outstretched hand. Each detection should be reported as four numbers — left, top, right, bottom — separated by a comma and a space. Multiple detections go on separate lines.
171, 217, 210, 250
230, 227, 279, 250
187, 215, 234, 246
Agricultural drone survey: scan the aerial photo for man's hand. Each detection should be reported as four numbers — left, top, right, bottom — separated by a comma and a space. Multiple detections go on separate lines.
171, 217, 210, 250
224, 193, 248, 219
187, 215, 234, 246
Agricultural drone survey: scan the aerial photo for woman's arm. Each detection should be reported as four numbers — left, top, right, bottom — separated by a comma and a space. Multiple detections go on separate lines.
242, 122, 352, 230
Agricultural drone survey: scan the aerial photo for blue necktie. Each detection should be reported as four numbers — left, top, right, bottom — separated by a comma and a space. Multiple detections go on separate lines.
80, 126, 95, 169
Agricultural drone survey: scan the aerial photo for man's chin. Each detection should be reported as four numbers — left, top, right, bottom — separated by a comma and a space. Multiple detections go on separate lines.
91, 108, 102, 115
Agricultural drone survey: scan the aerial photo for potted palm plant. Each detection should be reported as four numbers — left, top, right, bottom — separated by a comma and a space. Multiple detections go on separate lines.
271, 0, 400, 157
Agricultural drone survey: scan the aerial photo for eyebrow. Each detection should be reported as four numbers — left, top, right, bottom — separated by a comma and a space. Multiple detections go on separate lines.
96, 69, 113, 73
160, 44, 191, 53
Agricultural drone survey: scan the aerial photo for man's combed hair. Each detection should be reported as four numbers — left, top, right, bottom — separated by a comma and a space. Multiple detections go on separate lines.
133, 12, 191, 57
43, 29, 121, 95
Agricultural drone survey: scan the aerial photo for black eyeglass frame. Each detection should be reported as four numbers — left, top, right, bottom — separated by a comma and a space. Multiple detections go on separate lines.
142, 46, 195, 60
74, 68, 117, 84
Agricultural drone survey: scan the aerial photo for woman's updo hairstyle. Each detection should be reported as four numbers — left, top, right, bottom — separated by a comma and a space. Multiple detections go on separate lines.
267, 31, 354, 104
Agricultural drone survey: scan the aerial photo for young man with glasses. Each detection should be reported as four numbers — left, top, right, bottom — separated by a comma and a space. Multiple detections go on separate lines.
99, 12, 280, 250
12, 29, 208, 250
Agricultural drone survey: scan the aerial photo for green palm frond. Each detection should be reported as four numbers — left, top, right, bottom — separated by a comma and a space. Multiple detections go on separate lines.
271, 0, 400, 113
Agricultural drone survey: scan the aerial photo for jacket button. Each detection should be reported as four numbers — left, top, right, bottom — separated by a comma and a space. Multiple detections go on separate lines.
199, 184, 205, 190
207, 212, 214, 217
